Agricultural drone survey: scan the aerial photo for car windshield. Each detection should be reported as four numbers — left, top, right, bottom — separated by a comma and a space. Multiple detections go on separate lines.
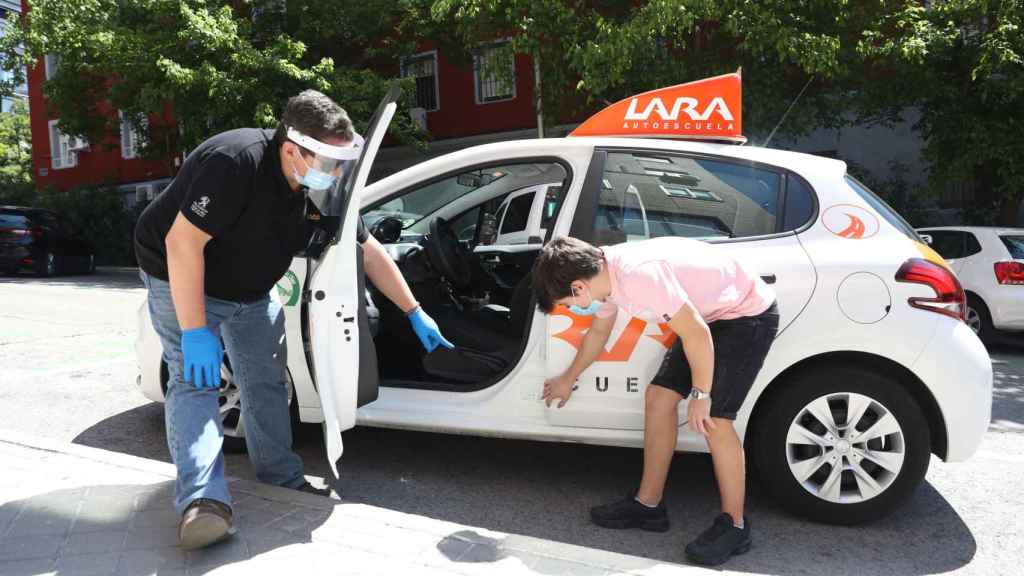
1000, 236, 1024, 259
845, 176, 921, 242
364, 170, 509, 232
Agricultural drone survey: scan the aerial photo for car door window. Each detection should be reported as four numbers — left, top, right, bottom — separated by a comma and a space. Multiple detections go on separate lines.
964, 233, 982, 257
595, 151, 780, 244
927, 231, 965, 260
499, 192, 533, 235
451, 206, 481, 242
783, 175, 816, 231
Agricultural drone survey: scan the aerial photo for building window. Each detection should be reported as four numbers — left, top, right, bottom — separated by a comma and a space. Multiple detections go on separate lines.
48, 119, 84, 170
474, 41, 515, 104
119, 111, 146, 160
44, 53, 59, 80
400, 52, 439, 112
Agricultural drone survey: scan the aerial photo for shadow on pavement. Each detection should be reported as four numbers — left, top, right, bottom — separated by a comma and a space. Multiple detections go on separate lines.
73, 403, 982, 573
0, 483, 329, 575
0, 268, 143, 290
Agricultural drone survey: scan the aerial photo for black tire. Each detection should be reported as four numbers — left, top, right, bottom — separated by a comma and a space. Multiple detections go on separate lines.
159, 360, 301, 455
753, 365, 931, 525
35, 252, 58, 277
221, 369, 302, 454
965, 294, 995, 345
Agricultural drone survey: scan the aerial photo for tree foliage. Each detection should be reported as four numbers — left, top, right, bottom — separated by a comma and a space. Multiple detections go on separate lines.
0, 0, 424, 161
0, 99, 33, 197
1, 1, 1021, 224
859, 0, 1023, 222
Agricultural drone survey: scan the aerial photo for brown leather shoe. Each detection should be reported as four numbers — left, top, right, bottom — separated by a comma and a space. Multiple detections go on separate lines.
178, 498, 234, 550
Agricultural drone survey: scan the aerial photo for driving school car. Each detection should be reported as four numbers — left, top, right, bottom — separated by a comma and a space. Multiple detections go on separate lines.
135, 74, 992, 525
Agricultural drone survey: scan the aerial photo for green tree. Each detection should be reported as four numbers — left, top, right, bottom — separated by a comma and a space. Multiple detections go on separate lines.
421, 1, 895, 139
859, 0, 1024, 225
0, 99, 33, 201
0, 0, 423, 167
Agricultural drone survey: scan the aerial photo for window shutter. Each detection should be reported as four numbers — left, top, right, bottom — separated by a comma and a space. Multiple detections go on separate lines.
120, 111, 135, 159
49, 123, 62, 169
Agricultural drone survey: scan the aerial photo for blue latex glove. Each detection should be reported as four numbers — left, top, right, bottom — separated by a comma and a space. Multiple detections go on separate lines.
181, 327, 224, 388
408, 307, 454, 353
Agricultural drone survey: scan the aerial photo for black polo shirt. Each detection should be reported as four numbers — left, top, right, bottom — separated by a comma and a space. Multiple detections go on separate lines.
134, 128, 368, 302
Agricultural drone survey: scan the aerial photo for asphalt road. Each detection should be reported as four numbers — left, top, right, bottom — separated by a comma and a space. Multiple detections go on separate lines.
2, 269, 1023, 575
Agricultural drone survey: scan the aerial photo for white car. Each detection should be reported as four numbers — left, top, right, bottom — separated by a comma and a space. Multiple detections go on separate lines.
916, 226, 1024, 342
135, 87, 991, 525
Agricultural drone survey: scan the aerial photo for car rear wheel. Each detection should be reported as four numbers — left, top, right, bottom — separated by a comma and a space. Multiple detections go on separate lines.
221, 363, 301, 454
35, 252, 58, 277
965, 295, 994, 344
753, 365, 931, 525
160, 359, 301, 454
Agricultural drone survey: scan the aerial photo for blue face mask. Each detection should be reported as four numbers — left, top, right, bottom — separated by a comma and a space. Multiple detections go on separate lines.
294, 166, 337, 191
570, 300, 603, 316
569, 285, 604, 316
293, 152, 338, 191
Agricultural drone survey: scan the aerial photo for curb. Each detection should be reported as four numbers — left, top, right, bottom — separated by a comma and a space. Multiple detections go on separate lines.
0, 428, 176, 478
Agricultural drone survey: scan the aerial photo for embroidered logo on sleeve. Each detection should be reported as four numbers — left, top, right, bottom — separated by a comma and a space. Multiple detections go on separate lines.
191, 196, 211, 218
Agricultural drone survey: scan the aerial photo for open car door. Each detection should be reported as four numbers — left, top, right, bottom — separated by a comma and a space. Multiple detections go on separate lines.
305, 85, 400, 476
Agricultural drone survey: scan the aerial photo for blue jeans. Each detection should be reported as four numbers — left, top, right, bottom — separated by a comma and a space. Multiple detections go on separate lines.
141, 271, 305, 514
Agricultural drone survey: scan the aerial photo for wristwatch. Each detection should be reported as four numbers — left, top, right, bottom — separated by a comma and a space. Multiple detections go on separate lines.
689, 387, 710, 401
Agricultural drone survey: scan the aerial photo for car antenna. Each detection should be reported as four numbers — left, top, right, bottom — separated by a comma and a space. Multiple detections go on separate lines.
760, 75, 815, 148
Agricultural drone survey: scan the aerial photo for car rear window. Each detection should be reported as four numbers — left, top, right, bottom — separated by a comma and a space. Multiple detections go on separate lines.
845, 176, 921, 241
1000, 236, 1024, 259
0, 211, 31, 228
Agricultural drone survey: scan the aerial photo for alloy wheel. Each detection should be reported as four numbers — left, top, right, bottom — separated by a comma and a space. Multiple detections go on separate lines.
786, 392, 906, 504
218, 364, 294, 441
965, 306, 982, 334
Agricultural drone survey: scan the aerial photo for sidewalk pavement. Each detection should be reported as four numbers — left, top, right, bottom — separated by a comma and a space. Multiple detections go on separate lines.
0, 431, 713, 576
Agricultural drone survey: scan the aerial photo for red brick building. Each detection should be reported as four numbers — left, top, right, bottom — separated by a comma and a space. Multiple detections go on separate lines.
22, 7, 566, 202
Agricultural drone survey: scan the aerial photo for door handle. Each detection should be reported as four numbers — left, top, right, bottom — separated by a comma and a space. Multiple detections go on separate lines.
760, 274, 777, 284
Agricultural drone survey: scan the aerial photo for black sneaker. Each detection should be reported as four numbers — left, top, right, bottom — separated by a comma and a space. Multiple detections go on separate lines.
590, 495, 670, 532
295, 482, 333, 497
684, 513, 751, 566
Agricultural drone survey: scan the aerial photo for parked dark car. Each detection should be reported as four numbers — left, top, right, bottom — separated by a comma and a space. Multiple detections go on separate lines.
0, 206, 96, 277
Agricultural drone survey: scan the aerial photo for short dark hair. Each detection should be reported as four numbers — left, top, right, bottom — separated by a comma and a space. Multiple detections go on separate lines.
274, 90, 354, 149
532, 236, 604, 314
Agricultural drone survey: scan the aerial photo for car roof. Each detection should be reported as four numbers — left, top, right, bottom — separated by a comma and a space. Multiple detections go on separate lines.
370, 137, 849, 192
917, 225, 1024, 235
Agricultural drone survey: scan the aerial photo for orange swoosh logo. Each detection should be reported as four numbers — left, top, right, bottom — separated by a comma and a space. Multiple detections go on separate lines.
838, 213, 866, 239
552, 307, 675, 362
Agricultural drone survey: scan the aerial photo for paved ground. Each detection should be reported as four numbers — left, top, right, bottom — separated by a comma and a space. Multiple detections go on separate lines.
1, 432, 704, 576
2, 269, 1024, 575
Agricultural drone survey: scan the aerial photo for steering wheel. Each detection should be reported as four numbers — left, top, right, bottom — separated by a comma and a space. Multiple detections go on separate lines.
426, 216, 472, 288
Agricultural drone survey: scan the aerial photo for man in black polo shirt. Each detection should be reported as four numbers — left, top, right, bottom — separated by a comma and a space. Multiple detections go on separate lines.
134, 90, 451, 549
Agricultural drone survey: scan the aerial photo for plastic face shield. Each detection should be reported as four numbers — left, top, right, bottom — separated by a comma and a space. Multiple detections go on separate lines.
286, 128, 364, 212
286, 127, 362, 184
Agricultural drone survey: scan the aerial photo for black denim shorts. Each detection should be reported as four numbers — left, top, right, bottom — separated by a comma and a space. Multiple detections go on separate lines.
650, 301, 779, 420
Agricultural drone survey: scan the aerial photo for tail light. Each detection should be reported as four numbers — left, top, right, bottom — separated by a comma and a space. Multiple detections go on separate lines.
895, 258, 966, 321
1, 227, 44, 238
994, 261, 1024, 285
